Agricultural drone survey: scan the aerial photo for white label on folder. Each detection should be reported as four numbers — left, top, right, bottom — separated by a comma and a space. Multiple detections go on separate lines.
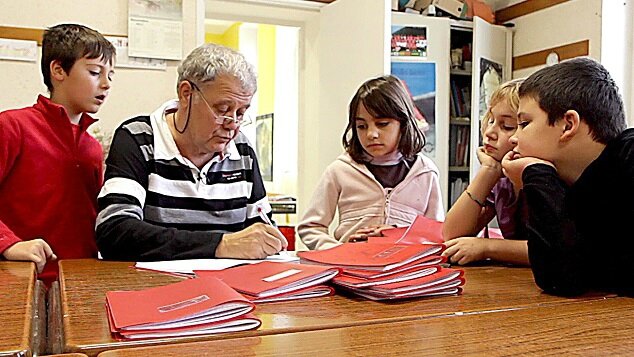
262, 269, 302, 282
157, 294, 209, 313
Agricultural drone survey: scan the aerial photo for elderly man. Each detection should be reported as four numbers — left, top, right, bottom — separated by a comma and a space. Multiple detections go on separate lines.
96, 44, 287, 261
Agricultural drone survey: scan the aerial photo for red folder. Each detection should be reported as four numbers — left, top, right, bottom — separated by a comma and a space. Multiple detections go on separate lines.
342, 255, 446, 279
341, 268, 465, 301
113, 313, 262, 339
247, 285, 335, 303
367, 267, 464, 294
106, 276, 255, 332
354, 286, 463, 301
195, 261, 340, 299
333, 266, 440, 288
370, 215, 444, 244
298, 243, 444, 271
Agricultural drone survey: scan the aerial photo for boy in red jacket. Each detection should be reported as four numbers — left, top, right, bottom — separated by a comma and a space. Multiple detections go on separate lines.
0, 24, 115, 285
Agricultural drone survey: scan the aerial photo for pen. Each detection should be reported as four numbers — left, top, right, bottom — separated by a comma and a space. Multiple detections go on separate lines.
257, 206, 288, 250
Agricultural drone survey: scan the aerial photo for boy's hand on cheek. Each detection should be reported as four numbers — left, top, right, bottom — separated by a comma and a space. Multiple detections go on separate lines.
501, 151, 554, 189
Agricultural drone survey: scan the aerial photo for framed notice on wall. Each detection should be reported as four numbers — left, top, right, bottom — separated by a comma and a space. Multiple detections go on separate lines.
128, 0, 183, 60
256, 113, 274, 181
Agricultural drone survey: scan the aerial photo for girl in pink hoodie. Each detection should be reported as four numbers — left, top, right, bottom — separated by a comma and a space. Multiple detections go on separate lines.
298, 75, 444, 250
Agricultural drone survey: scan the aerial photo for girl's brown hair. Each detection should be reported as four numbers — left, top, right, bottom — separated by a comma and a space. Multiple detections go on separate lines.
342, 75, 425, 162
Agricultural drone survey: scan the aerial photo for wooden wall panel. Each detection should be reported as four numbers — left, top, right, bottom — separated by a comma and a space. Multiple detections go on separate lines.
512, 40, 589, 71
496, 0, 569, 23
0, 26, 44, 45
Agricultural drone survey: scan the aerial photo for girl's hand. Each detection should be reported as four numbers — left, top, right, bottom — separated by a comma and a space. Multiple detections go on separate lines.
476, 147, 502, 170
2, 239, 57, 273
349, 224, 394, 242
441, 237, 487, 265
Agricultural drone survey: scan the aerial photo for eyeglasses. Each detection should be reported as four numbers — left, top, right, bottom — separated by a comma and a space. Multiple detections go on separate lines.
189, 81, 252, 126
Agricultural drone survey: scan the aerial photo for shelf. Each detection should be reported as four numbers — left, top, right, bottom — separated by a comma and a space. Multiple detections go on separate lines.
450, 19, 474, 30
449, 166, 470, 172
450, 117, 470, 125
450, 68, 472, 76
270, 201, 297, 214
390, 56, 429, 63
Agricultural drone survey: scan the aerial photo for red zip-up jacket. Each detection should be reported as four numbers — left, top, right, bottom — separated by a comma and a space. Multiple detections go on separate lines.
0, 95, 103, 284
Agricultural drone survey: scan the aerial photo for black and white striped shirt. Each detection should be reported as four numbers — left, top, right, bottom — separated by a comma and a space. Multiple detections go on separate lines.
96, 100, 271, 261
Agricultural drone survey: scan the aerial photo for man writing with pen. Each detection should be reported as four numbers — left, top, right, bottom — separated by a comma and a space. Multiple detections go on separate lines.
95, 44, 287, 261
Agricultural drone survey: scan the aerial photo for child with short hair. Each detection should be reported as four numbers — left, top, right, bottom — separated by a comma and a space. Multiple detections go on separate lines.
298, 75, 444, 250
502, 57, 633, 296
0, 24, 115, 284
442, 79, 529, 266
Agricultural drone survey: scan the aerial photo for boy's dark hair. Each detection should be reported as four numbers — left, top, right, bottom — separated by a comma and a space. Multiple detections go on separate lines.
342, 75, 426, 162
519, 57, 626, 144
41, 24, 116, 92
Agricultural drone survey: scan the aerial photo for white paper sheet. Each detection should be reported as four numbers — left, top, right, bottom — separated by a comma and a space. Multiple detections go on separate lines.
135, 251, 299, 275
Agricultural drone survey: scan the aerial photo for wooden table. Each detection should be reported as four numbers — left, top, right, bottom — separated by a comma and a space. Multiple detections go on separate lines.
0, 261, 40, 357
96, 297, 634, 356
54, 259, 612, 356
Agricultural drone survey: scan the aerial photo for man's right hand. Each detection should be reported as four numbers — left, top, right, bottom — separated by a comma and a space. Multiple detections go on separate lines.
2, 239, 57, 273
215, 223, 288, 259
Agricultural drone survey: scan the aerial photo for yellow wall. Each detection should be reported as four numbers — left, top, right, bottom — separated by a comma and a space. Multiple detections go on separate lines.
205, 22, 242, 50
257, 24, 276, 115
205, 23, 277, 115
205, 32, 225, 45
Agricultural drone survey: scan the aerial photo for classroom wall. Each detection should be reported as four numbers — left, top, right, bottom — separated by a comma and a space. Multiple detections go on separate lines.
257, 24, 276, 116
0, 0, 205, 138
510, 0, 602, 79
508, 0, 633, 126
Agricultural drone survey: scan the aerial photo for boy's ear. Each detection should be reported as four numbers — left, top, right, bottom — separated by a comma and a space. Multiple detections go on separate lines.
560, 109, 581, 142
49, 60, 67, 82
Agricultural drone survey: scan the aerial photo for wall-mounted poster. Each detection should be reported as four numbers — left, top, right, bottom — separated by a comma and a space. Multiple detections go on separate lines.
391, 61, 436, 158
0, 38, 37, 62
391, 26, 427, 58
479, 58, 503, 124
256, 113, 274, 181
478, 58, 503, 146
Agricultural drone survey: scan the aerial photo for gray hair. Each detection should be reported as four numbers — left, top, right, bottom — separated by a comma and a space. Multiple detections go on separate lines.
177, 43, 257, 93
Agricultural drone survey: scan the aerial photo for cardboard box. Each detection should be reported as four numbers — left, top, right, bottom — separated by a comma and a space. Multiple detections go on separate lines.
431, 0, 467, 18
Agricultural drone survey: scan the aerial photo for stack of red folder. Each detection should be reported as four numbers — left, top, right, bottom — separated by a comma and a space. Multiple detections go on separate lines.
298, 243, 464, 300
106, 276, 261, 339
196, 261, 341, 303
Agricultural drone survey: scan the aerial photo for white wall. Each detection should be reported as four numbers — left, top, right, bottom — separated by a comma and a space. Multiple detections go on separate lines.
0, 0, 205, 137
271, 26, 300, 202
201, 1, 322, 211
601, 0, 634, 127
237, 23, 259, 145
510, 0, 602, 79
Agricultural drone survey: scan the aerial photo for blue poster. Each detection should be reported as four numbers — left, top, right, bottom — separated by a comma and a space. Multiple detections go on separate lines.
391, 61, 436, 158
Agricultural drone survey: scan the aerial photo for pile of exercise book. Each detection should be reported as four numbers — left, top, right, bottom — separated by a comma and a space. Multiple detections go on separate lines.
106, 261, 340, 339
298, 215, 465, 300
